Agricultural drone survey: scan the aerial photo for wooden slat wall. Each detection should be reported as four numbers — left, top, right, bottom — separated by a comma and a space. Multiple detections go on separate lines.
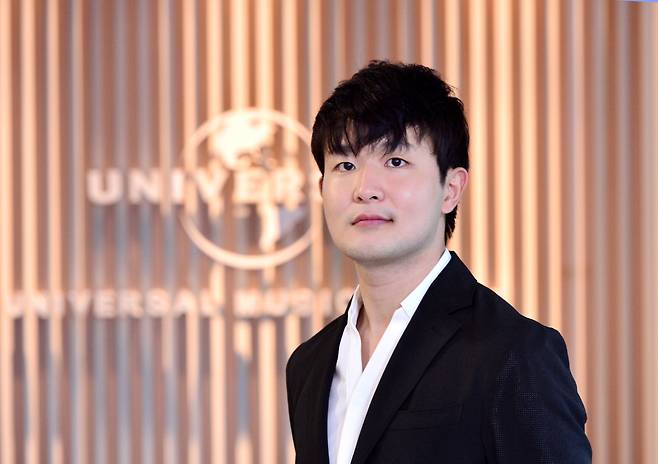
0, 1, 656, 463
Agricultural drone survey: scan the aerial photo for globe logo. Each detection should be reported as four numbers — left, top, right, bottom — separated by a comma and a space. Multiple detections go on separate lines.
179, 108, 319, 270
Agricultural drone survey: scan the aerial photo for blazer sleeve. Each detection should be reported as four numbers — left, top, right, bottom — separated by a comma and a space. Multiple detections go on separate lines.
484, 326, 592, 463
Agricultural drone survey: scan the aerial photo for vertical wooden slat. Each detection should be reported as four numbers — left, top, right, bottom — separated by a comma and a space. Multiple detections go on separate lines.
614, 4, 633, 462
0, 0, 15, 462
181, 1, 201, 463
19, 0, 37, 282
209, 270, 227, 464
351, 0, 366, 70
113, 0, 132, 461
158, 0, 174, 218
492, 0, 514, 302
646, 10, 658, 464
396, 0, 411, 61
230, 0, 253, 462
590, 2, 611, 461
20, 1, 40, 463
255, 0, 274, 108
231, 0, 249, 108
419, 0, 434, 67
443, 0, 461, 111
652, 9, 658, 462
519, 0, 539, 322
69, 0, 88, 462
640, 7, 657, 464
545, 0, 563, 331
137, 1, 155, 463
467, 0, 489, 281
89, 2, 108, 464
281, 0, 299, 190
206, 0, 227, 461
331, 0, 347, 83
257, 321, 276, 464
440, 0, 456, 91
157, 0, 179, 462
375, 0, 390, 59
234, 322, 253, 464
46, 0, 64, 463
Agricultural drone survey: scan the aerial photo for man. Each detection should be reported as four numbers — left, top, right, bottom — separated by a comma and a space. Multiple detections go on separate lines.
286, 61, 591, 463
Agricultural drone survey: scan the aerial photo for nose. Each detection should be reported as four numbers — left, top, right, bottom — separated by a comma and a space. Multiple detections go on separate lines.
353, 163, 384, 202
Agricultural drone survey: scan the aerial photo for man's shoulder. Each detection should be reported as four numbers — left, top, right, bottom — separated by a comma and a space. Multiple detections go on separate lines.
470, 282, 564, 353
466, 286, 590, 461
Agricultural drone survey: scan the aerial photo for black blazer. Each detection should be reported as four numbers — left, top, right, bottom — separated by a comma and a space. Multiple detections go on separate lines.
286, 252, 591, 463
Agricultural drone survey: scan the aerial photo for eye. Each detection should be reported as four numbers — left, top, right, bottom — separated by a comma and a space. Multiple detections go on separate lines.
335, 161, 356, 171
385, 157, 408, 168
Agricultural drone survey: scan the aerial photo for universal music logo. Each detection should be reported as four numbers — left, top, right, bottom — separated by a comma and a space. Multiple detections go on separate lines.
4, 110, 354, 319
87, 108, 322, 270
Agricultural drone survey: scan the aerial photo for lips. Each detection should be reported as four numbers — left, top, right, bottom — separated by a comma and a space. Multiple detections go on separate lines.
351, 214, 392, 226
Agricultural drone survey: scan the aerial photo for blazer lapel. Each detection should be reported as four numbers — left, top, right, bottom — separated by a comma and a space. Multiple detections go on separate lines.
295, 311, 347, 463
351, 252, 477, 464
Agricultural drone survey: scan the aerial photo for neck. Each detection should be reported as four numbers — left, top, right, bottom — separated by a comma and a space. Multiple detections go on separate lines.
354, 245, 446, 333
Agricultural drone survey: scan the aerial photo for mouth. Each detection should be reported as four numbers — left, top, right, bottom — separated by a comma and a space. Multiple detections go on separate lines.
351, 214, 393, 226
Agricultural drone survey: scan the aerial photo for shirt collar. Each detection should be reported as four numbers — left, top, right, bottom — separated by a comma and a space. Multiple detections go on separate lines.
346, 287, 362, 329
346, 248, 452, 327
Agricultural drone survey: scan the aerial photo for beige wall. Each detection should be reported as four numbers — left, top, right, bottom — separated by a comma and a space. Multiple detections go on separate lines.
1, 0, 657, 463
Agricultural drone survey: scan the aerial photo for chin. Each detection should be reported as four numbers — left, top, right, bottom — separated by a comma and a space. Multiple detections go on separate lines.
340, 243, 410, 266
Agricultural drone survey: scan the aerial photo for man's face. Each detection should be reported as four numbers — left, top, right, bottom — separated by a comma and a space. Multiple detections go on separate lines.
320, 132, 448, 266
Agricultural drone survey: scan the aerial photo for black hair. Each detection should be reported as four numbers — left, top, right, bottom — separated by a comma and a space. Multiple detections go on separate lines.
311, 60, 470, 243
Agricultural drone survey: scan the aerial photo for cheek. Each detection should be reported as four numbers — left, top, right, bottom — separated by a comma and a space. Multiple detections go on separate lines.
394, 177, 438, 207
396, 187, 416, 204
322, 199, 337, 225
321, 183, 349, 220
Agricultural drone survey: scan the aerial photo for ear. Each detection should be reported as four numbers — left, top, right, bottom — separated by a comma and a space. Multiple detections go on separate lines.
441, 168, 468, 214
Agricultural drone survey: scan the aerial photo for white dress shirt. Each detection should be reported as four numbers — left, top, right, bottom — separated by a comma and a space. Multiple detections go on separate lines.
327, 248, 452, 464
